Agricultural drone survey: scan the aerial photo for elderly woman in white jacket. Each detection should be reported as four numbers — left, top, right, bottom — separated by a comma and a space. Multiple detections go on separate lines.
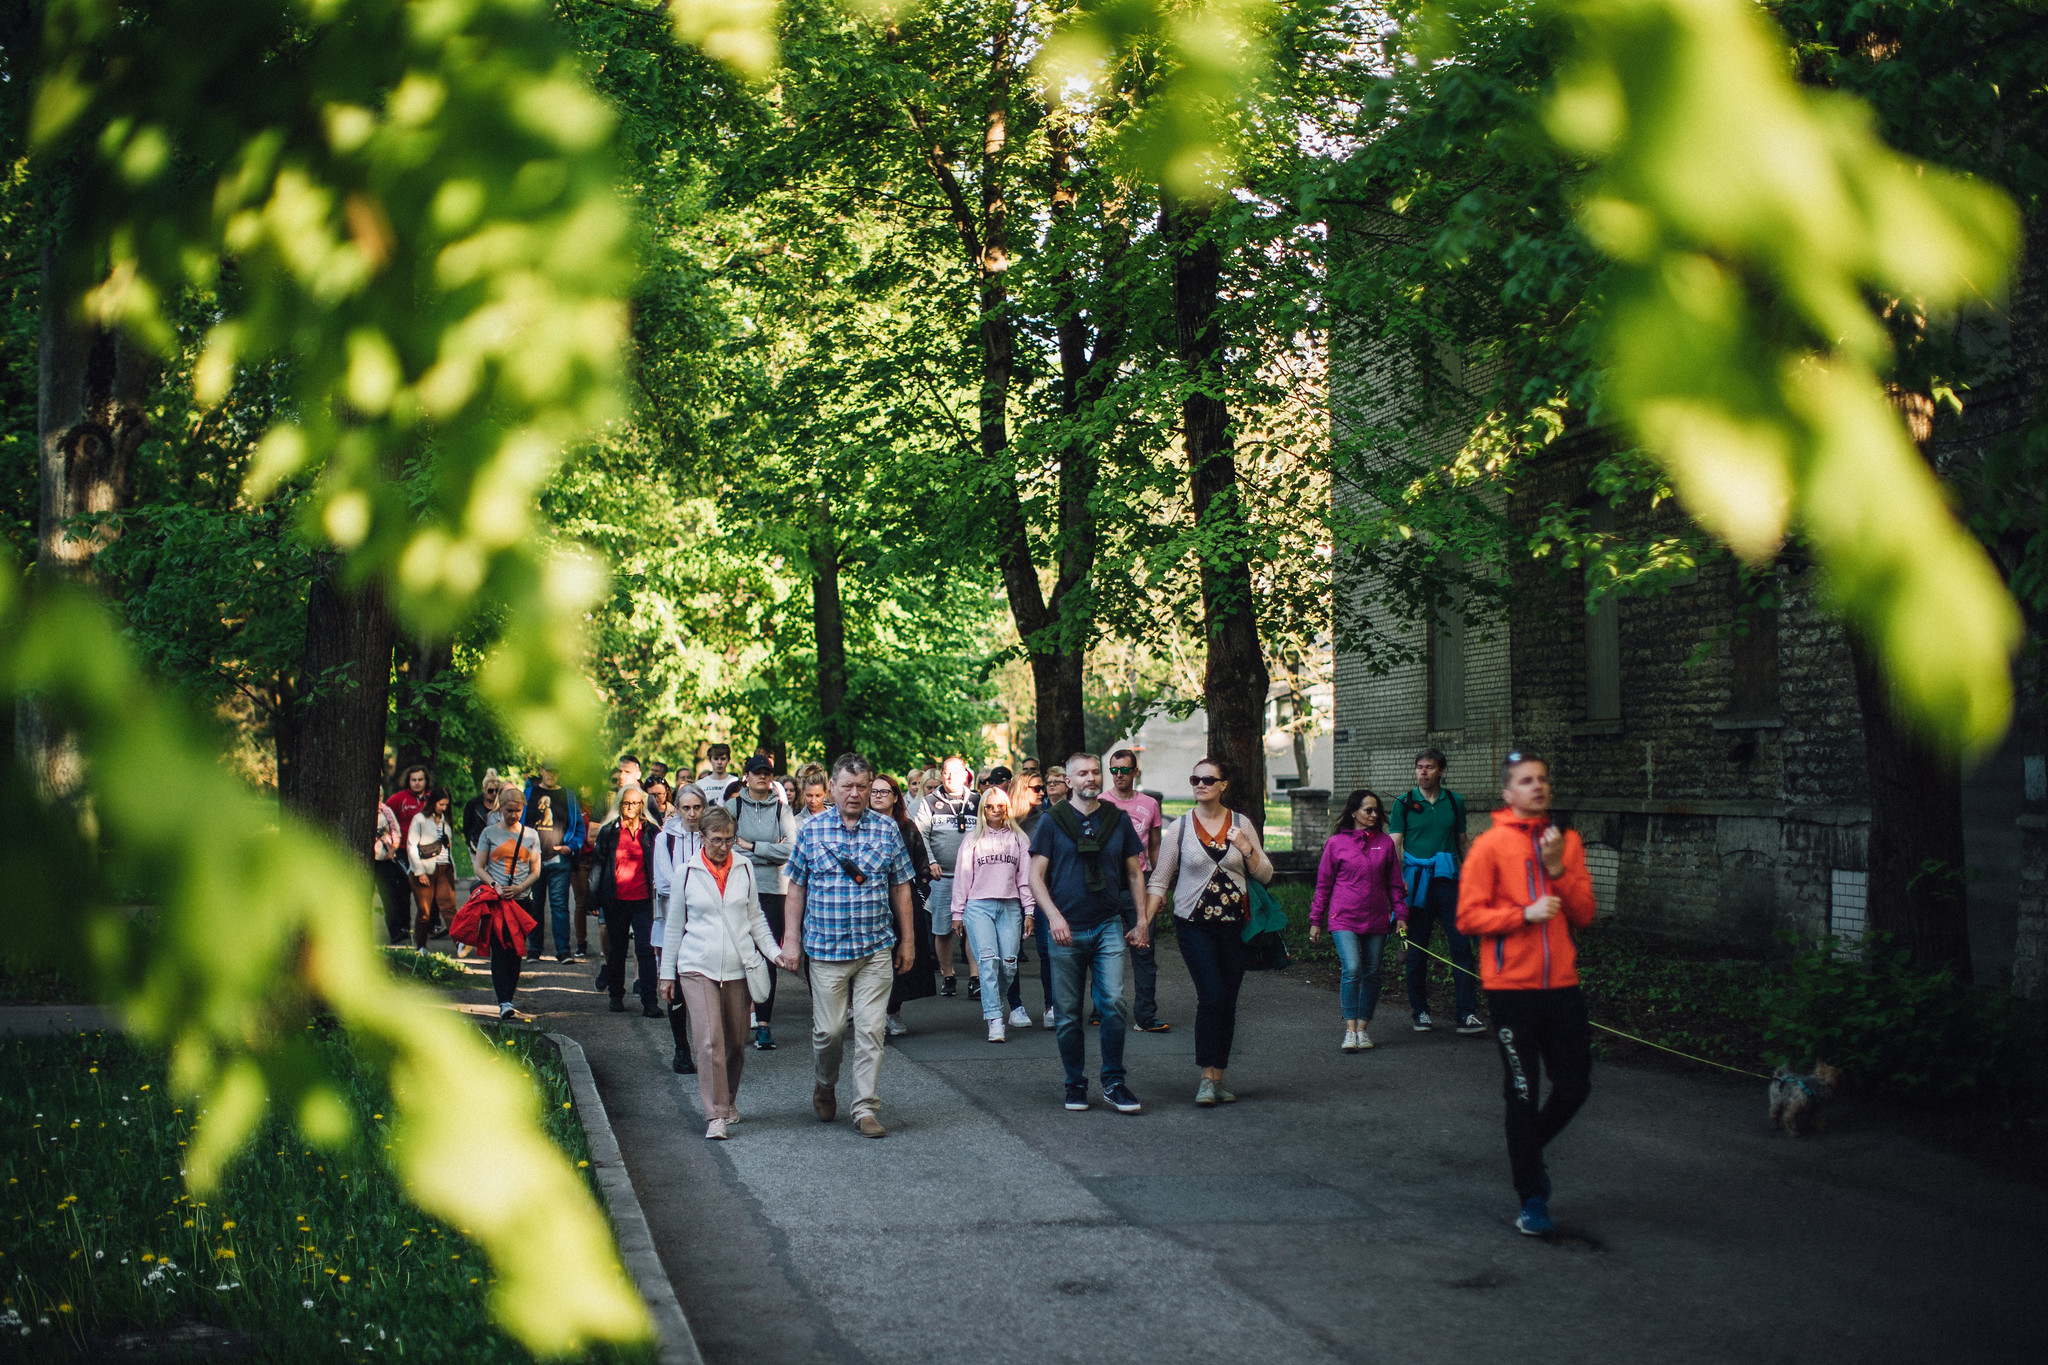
657, 806, 780, 1140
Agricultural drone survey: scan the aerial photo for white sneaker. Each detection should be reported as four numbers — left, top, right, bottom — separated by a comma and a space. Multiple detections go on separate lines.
1341, 1027, 1359, 1052
1043, 1007, 1056, 1029
1008, 1006, 1032, 1028
884, 1013, 907, 1037
987, 1019, 1007, 1043
1358, 1028, 1375, 1050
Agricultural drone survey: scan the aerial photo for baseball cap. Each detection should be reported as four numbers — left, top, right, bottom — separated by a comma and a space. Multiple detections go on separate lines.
742, 754, 775, 775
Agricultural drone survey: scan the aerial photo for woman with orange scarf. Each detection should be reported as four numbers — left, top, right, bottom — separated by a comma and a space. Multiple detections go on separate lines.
657, 806, 781, 1139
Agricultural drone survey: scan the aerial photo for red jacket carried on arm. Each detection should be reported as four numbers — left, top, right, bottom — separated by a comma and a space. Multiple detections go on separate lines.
1456, 808, 1597, 992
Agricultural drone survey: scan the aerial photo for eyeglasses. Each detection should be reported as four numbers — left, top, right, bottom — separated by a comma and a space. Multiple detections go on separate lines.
1108, 766, 1134, 776
1190, 775, 1221, 787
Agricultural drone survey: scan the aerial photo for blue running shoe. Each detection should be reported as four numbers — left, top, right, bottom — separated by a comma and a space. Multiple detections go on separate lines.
1516, 1196, 1553, 1236
1063, 1083, 1090, 1111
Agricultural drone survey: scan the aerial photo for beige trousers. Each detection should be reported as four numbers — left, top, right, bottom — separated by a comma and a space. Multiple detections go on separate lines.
680, 973, 753, 1121
809, 950, 893, 1120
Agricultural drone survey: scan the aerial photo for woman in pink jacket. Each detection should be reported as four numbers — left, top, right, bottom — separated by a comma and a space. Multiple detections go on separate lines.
951, 783, 1037, 1043
1309, 789, 1409, 1053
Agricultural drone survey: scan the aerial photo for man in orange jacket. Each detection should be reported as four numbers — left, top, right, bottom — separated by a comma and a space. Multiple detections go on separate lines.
1457, 751, 1597, 1236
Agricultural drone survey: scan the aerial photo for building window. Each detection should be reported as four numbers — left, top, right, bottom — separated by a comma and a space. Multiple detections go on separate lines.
1585, 843, 1620, 913
1727, 592, 1780, 722
1427, 571, 1466, 731
1829, 869, 1867, 955
1584, 503, 1621, 723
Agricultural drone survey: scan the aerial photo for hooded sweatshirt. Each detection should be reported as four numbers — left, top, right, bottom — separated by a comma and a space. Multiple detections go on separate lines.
650, 811, 704, 954
1456, 807, 1597, 991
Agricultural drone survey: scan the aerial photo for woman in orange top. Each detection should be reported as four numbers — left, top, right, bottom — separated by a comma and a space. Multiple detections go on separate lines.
1456, 752, 1596, 1237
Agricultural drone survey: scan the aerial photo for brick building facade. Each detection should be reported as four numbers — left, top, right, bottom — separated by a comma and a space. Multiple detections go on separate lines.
1328, 318, 2030, 980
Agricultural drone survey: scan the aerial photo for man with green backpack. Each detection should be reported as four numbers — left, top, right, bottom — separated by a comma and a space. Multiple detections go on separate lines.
1391, 748, 1485, 1035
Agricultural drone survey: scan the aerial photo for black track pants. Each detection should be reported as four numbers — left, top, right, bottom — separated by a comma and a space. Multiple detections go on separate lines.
1488, 985, 1592, 1202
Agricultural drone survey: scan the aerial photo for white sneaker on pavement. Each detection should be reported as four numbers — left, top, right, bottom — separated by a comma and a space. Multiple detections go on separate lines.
1043, 1007, 1057, 1029
1358, 1028, 1375, 1050
884, 1013, 907, 1037
1341, 1027, 1359, 1052
987, 1019, 1006, 1043
1008, 1006, 1032, 1028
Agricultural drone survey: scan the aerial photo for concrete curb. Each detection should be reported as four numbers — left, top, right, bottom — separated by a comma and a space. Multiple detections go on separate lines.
552, 1031, 705, 1365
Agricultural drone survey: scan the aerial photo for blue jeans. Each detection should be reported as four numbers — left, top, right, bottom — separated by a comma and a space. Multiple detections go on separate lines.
961, 898, 1023, 1021
1007, 910, 1055, 1013
1332, 931, 1387, 1021
1405, 877, 1478, 1019
1119, 890, 1160, 1024
1050, 919, 1129, 1089
529, 855, 574, 958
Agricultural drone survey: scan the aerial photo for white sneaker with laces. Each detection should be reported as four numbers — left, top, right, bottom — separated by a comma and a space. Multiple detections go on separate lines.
1043, 1007, 1057, 1029
1008, 1006, 1032, 1028
1358, 1028, 1375, 1050
987, 1019, 1006, 1043
1341, 1027, 1359, 1052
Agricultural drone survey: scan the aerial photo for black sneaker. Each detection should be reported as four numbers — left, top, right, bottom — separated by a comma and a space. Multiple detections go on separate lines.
1103, 1082, 1143, 1114
594, 965, 612, 992
672, 1048, 697, 1075
1456, 1012, 1488, 1036
941, 975, 957, 997
641, 998, 663, 1019
968, 976, 982, 998
1412, 1011, 1434, 1032
608, 996, 626, 1013
1063, 1083, 1090, 1111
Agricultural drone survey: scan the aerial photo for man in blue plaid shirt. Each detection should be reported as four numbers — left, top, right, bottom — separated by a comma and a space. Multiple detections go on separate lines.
779, 752, 915, 1137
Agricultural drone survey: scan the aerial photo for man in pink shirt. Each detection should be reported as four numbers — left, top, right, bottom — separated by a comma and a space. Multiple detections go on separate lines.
1102, 748, 1168, 1032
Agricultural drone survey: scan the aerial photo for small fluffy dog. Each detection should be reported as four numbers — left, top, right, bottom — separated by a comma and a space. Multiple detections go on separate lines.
1769, 1062, 1840, 1136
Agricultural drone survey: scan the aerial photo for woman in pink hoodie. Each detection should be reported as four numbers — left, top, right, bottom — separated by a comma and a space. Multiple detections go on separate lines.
1309, 789, 1409, 1053
951, 783, 1037, 1043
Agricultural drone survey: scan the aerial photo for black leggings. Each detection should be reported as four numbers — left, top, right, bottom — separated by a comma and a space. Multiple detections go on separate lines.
604, 898, 654, 1000
1177, 916, 1248, 1070
754, 893, 786, 1023
489, 948, 523, 1005
1489, 986, 1593, 1200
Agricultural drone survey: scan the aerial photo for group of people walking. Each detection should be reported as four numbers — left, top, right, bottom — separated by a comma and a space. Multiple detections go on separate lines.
377, 742, 1598, 1237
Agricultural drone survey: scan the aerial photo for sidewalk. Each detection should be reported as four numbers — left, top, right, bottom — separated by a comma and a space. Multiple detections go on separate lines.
461, 943, 2043, 1365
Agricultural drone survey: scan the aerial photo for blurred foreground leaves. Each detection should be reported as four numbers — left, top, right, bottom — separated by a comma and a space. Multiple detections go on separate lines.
1546, 0, 2023, 751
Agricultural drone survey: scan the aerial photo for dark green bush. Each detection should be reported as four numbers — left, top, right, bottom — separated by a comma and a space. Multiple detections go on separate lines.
1761, 933, 2018, 1103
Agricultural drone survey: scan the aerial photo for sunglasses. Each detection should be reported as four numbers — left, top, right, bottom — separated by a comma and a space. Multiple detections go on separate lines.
1108, 766, 1134, 775
1190, 775, 1222, 787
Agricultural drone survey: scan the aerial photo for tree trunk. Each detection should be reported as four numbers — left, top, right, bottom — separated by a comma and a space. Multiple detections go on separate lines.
280, 557, 395, 864
811, 510, 849, 763
757, 711, 787, 776
909, 20, 1091, 764
1167, 196, 1269, 829
20, 240, 152, 800
1850, 633, 1970, 977
390, 634, 454, 778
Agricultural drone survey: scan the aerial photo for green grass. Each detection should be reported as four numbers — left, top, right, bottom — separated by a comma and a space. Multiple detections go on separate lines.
381, 948, 472, 988
0, 1025, 647, 1365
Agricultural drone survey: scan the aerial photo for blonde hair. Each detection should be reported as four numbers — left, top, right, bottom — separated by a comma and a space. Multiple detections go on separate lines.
698, 806, 736, 837
966, 781, 1019, 853
480, 767, 503, 793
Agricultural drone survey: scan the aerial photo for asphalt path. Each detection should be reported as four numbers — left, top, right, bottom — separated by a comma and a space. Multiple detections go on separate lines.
458, 937, 2044, 1365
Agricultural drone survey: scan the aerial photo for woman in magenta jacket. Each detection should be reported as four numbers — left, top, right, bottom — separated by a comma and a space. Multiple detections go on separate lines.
1309, 789, 1409, 1053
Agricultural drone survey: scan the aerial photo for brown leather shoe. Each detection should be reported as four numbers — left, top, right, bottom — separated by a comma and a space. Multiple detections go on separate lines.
853, 1113, 886, 1138
812, 1084, 837, 1123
